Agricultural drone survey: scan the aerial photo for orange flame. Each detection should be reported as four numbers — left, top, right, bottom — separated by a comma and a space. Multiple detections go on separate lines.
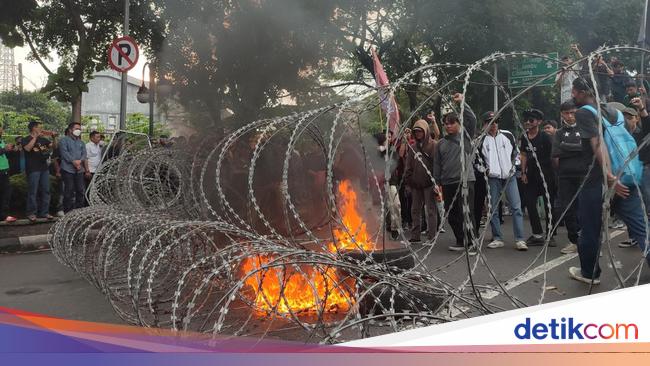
239, 180, 372, 315
240, 256, 352, 314
328, 180, 375, 252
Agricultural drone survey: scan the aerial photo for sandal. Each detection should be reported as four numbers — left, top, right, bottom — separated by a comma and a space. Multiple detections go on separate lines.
27, 215, 37, 223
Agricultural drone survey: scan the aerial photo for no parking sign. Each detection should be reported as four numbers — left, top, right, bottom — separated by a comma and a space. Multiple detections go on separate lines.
108, 36, 139, 72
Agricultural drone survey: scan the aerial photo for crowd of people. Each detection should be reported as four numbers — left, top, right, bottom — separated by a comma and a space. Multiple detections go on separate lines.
0, 122, 111, 223
375, 51, 650, 285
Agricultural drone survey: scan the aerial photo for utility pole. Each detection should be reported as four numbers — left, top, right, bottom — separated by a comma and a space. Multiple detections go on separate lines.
149, 66, 155, 137
119, 0, 130, 130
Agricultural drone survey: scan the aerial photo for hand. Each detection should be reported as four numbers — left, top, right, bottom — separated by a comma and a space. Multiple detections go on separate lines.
571, 43, 579, 51
521, 173, 528, 184
73, 160, 81, 170
608, 176, 630, 198
452, 93, 464, 104
5, 143, 14, 151
84, 171, 91, 179
55, 171, 61, 178
426, 112, 436, 123
631, 97, 645, 111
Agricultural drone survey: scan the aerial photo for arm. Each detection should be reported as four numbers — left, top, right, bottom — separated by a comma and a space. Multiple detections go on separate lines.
462, 103, 477, 138
403, 148, 413, 186
433, 142, 441, 181
23, 135, 38, 152
589, 136, 629, 197
431, 120, 441, 140
59, 138, 74, 164
520, 150, 528, 184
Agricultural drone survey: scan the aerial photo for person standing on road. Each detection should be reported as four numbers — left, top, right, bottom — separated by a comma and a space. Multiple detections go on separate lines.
520, 108, 556, 246
59, 122, 88, 213
85, 131, 103, 196
433, 93, 477, 252
404, 119, 437, 244
0, 127, 17, 223
477, 112, 527, 251
568, 77, 648, 284
552, 101, 585, 254
22, 120, 54, 222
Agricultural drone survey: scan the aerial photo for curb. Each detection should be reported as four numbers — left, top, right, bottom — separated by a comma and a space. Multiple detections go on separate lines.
0, 234, 51, 253
0, 217, 59, 226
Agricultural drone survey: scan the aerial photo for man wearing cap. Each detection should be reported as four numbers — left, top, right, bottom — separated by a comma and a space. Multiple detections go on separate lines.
552, 101, 585, 254
404, 119, 437, 244
433, 93, 478, 251
477, 112, 527, 250
568, 77, 648, 284
520, 108, 556, 246
624, 97, 650, 245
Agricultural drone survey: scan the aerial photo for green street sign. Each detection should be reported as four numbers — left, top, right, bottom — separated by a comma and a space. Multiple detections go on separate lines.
508, 52, 558, 89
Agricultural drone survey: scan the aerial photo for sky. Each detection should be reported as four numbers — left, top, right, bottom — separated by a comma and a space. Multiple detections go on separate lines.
13, 44, 149, 91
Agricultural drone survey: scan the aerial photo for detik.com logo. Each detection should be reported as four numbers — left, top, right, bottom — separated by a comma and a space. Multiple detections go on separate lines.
514, 318, 638, 340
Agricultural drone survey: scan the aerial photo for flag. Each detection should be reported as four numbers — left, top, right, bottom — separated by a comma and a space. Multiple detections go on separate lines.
638, 0, 650, 48
371, 48, 400, 136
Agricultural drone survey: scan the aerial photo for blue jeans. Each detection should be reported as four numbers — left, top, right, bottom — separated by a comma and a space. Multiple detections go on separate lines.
488, 177, 525, 242
26, 170, 50, 217
578, 181, 649, 279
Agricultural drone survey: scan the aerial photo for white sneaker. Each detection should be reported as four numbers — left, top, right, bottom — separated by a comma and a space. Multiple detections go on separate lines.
487, 240, 505, 249
560, 243, 578, 254
56, 211, 65, 217
569, 266, 600, 284
515, 240, 528, 251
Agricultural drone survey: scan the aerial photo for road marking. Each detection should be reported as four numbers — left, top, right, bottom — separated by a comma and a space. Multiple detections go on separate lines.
481, 229, 626, 299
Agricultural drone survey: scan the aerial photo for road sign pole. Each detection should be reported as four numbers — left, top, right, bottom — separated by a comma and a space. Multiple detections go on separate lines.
493, 63, 498, 111
119, 0, 130, 131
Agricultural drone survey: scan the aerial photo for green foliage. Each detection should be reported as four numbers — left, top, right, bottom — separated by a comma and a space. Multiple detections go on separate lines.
0, 1, 165, 121
126, 113, 170, 137
0, 91, 70, 137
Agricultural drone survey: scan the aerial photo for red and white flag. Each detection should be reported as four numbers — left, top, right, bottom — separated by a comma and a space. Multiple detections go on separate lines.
371, 48, 400, 135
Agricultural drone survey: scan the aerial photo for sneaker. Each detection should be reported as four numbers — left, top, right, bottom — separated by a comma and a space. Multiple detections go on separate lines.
568, 266, 600, 285
560, 243, 578, 254
448, 244, 465, 252
27, 215, 37, 223
515, 240, 528, 251
609, 219, 625, 230
56, 210, 65, 217
487, 239, 505, 249
4, 216, 16, 223
525, 234, 545, 246
467, 245, 478, 256
439, 227, 446, 233
618, 239, 638, 248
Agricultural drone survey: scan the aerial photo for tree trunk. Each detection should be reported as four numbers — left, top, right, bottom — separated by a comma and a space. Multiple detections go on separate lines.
71, 94, 82, 123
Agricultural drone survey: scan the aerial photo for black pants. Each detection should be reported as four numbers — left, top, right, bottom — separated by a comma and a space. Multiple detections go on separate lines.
473, 171, 487, 230
399, 185, 412, 226
62, 171, 86, 213
554, 176, 582, 244
0, 169, 10, 220
521, 175, 556, 235
442, 182, 476, 246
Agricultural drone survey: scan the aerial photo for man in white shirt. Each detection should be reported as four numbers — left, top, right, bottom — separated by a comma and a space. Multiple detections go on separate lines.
85, 131, 103, 189
477, 112, 527, 251
555, 45, 583, 103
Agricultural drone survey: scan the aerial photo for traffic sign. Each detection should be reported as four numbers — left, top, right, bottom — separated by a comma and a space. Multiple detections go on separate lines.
108, 36, 139, 72
508, 52, 558, 89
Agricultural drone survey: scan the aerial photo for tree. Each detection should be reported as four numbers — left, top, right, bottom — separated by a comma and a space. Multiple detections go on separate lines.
0, 91, 70, 136
0, 0, 164, 123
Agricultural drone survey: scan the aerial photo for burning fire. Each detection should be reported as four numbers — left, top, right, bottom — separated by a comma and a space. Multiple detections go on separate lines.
240, 256, 352, 314
328, 180, 375, 252
240, 180, 374, 315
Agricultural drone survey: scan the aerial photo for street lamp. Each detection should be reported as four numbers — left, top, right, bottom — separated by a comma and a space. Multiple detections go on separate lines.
136, 62, 155, 138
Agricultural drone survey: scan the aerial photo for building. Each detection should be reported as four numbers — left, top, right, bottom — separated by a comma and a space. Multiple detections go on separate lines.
81, 70, 165, 132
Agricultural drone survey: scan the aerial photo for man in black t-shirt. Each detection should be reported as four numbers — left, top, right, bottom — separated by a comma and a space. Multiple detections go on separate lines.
519, 109, 555, 246
552, 101, 586, 254
569, 77, 648, 285
21, 120, 53, 221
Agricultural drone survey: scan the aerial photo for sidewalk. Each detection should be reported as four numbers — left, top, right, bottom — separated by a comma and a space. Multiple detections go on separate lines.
0, 220, 56, 253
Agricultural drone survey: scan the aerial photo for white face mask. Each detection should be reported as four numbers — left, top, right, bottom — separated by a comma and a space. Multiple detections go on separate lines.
72, 129, 82, 137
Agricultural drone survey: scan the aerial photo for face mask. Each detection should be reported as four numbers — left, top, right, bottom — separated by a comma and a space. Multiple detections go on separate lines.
72, 129, 82, 137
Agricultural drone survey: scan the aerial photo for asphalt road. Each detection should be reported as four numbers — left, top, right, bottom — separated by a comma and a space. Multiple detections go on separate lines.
0, 219, 648, 329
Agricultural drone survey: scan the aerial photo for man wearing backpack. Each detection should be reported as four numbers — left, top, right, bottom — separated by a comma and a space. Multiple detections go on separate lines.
569, 77, 648, 284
